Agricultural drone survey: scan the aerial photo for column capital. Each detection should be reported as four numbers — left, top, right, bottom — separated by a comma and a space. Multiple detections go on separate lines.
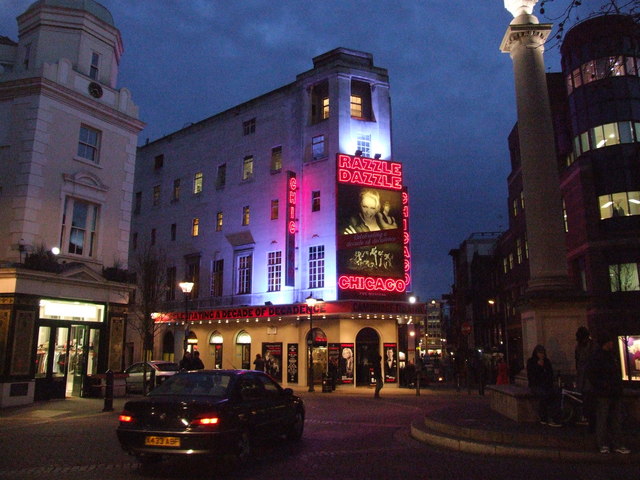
500, 22, 552, 53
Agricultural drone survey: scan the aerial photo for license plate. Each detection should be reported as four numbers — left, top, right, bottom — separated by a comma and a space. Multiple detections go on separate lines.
144, 436, 181, 447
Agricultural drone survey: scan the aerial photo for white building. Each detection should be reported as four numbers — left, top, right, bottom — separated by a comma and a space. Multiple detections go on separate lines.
132, 48, 425, 389
0, 0, 143, 406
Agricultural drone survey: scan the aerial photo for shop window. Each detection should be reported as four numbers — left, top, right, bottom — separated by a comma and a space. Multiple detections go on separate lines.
209, 331, 223, 369
609, 263, 640, 292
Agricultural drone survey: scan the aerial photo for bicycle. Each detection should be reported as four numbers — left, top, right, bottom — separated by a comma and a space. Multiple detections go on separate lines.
559, 388, 584, 425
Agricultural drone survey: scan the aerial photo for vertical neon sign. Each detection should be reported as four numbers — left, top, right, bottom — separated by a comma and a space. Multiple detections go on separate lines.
402, 187, 412, 291
285, 171, 297, 287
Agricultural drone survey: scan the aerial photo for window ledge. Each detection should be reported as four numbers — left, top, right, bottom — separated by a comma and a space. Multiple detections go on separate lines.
73, 156, 102, 168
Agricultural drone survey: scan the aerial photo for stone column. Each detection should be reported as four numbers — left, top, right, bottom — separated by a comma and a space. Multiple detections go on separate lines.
500, 0, 586, 374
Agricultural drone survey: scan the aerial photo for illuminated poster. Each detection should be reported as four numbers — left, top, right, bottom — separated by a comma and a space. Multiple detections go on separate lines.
336, 153, 407, 300
263, 342, 283, 382
287, 343, 298, 383
383, 343, 397, 383
340, 343, 354, 384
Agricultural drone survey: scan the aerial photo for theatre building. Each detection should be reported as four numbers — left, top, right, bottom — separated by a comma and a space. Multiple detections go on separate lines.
131, 48, 425, 388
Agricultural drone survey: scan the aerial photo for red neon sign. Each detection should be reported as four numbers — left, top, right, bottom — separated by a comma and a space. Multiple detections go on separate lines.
338, 275, 406, 293
285, 171, 297, 287
337, 154, 403, 190
402, 189, 412, 287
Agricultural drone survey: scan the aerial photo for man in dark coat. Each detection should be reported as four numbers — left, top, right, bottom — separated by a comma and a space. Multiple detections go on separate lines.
373, 353, 383, 398
586, 333, 630, 454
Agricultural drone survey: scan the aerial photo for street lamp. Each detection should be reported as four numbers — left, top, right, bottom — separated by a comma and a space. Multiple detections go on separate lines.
179, 281, 194, 354
305, 295, 323, 393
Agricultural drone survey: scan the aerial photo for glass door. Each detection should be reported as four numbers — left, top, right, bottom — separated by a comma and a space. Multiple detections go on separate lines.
66, 326, 87, 396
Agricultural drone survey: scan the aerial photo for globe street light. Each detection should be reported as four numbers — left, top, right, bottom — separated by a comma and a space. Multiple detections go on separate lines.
179, 281, 194, 354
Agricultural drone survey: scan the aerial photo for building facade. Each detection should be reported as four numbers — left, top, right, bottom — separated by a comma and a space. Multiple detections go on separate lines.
0, 0, 143, 406
131, 48, 424, 389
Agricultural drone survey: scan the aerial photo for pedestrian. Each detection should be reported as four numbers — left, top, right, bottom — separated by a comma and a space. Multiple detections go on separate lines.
191, 350, 204, 369
586, 332, 630, 455
373, 353, 383, 399
179, 351, 193, 370
526, 344, 562, 427
253, 353, 265, 371
575, 326, 597, 429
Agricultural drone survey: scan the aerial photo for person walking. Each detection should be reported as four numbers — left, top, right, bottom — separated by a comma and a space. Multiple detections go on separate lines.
587, 333, 630, 455
253, 353, 265, 371
526, 345, 562, 427
191, 350, 205, 369
575, 326, 597, 429
373, 353, 383, 399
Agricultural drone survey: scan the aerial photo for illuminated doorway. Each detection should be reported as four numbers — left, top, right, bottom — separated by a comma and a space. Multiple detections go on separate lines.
306, 328, 327, 385
356, 327, 380, 386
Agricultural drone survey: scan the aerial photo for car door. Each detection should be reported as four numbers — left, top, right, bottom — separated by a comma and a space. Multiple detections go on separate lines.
255, 372, 292, 435
234, 374, 270, 437
125, 363, 144, 392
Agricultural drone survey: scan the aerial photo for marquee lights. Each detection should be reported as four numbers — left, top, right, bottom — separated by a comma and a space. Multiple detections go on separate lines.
337, 153, 403, 190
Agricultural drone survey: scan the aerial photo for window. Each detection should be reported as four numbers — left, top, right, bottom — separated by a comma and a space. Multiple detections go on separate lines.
267, 251, 282, 292
243, 118, 256, 135
350, 95, 362, 118
356, 134, 371, 158
520, 190, 525, 210
598, 191, 640, 219
171, 223, 176, 241
154, 154, 164, 170
242, 156, 254, 181
152, 185, 160, 206
312, 135, 325, 159
512, 198, 518, 217
172, 179, 180, 201
90, 52, 100, 80
516, 238, 523, 264
23, 44, 31, 70
151, 228, 156, 245
312, 191, 321, 212
271, 146, 282, 173
562, 200, 568, 232
134, 191, 141, 214
591, 123, 619, 149
77, 125, 100, 163
211, 259, 223, 297
166, 267, 176, 301
192, 218, 200, 237
309, 245, 325, 289
216, 164, 226, 188
271, 199, 279, 220
186, 258, 200, 298
216, 211, 223, 231
311, 81, 329, 124
242, 206, 250, 226
609, 263, 640, 292
194, 172, 203, 194
236, 252, 253, 294
60, 198, 98, 257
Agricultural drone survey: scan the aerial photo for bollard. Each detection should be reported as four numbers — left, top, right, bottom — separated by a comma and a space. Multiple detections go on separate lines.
103, 369, 114, 412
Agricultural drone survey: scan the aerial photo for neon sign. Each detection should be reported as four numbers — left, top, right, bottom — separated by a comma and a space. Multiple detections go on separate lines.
402, 188, 412, 289
337, 154, 403, 190
285, 171, 296, 286
338, 275, 406, 293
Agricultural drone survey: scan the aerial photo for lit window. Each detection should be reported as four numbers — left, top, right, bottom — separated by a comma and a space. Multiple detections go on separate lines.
356, 134, 371, 158
562, 200, 568, 232
152, 185, 160, 206
309, 245, 325, 289
516, 238, 523, 264
242, 156, 254, 181
192, 218, 200, 237
194, 172, 203, 194
350, 95, 362, 118
242, 206, 250, 226
267, 251, 282, 292
322, 97, 330, 119
216, 164, 226, 188
512, 198, 518, 217
216, 212, 223, 231
90, 52, 100, 80
591, 123, 619, 149
60, 197, 99, 257
598, 191, 640, 219
271, 200, 279, 220
609, 263, 640, 292
243, 118, 256, 135
77, 125, 100, 163
271, 147, 282, 173
520, 191, 525, 210
312, 135, 325, 159
173, 179, 180, 201
312, 191, 320, 212
236, 252, 253, 294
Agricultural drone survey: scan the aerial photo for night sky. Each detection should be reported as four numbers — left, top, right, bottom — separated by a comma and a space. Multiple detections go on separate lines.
3, 0, 608, 300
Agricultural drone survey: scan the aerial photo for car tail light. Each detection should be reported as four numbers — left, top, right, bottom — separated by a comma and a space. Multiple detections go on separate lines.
191, 416, 219, 426
119, 411, 135, 423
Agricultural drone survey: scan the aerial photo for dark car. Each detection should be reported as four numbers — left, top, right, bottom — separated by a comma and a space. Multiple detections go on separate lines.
117, 370, 305, 463
124, 361, 180, 393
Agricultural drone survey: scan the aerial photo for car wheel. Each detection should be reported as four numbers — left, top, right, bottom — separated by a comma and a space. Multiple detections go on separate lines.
285, 410, 304, 441
235, 430, 252, 461
135, 453, 162, 465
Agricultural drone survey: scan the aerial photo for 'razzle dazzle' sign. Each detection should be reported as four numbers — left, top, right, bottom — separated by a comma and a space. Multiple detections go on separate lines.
285, 171, 297, 286
336, 153, 408, 300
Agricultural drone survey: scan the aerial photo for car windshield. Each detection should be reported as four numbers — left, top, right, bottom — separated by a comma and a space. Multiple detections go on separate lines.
153, 362, 179, 372
149, 372, 231, 397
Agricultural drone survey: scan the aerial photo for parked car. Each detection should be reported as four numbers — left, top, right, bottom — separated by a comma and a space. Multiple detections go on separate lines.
124, 361, 179, 393
117, 370, 305, 463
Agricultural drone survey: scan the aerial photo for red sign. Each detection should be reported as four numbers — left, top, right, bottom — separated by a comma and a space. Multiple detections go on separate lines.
337, 154, 403, 190
285, 171, 296, 286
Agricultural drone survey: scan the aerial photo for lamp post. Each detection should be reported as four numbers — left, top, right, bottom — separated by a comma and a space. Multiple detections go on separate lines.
179, 281, 194, 354
305, 295, 321, 393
